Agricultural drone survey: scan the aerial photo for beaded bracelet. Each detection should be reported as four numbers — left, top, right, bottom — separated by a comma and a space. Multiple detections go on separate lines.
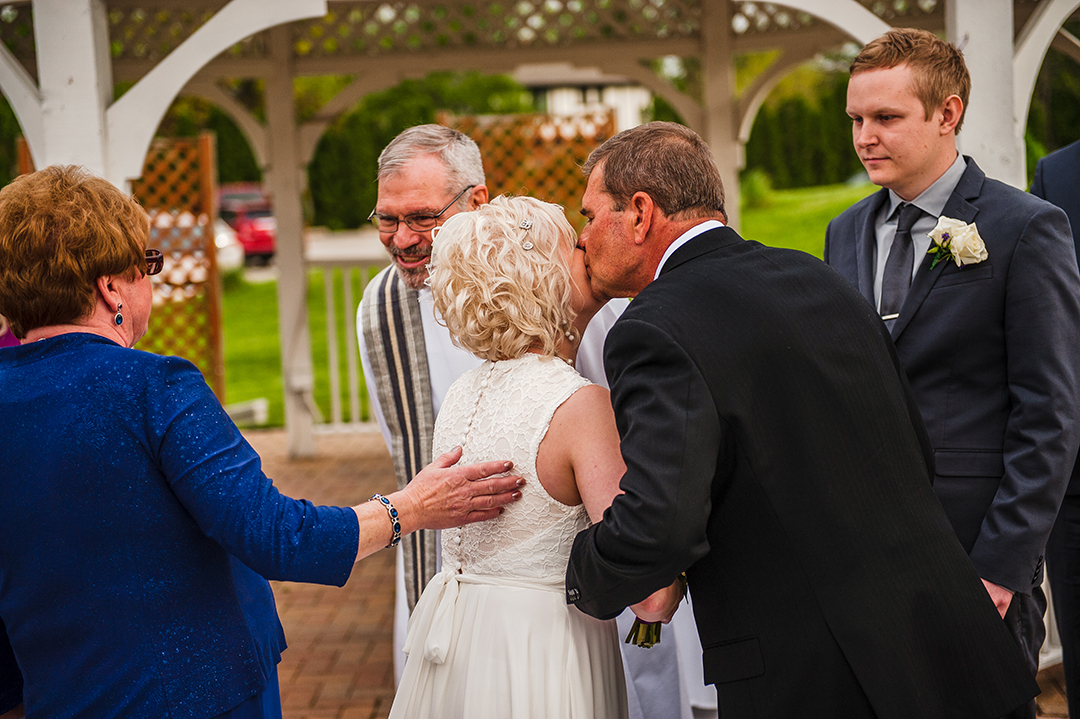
370, 493, 401, 548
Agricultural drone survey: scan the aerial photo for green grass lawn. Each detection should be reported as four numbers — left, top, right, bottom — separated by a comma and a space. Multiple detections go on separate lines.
741, 181, 877, 259
222, 181, 880, 426
223, 267, 381, 428
221, 277, 284, 425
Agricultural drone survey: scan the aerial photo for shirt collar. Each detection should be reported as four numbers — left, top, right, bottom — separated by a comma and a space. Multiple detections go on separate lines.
885, 153, 967, 221
654, 219, 725, 280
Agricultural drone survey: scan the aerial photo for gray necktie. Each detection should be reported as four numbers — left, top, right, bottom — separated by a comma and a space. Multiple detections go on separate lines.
880, 203, 922, 321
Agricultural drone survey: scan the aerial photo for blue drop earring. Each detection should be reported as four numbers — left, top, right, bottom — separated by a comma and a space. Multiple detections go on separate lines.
114, 302, 124, 326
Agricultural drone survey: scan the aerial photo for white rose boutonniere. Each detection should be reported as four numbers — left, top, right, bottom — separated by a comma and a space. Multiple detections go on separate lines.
926, 216, 989, 269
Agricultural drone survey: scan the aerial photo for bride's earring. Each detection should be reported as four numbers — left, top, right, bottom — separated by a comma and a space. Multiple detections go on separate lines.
114, 302, 124, 326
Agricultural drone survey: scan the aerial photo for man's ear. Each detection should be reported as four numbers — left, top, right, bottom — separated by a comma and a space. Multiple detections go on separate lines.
469, 185, 489, 208
939, 95, 963, 136
629, 192, 655, 246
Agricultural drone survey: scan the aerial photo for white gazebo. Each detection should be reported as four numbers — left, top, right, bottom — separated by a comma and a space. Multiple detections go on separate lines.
1, 0, 1078, 456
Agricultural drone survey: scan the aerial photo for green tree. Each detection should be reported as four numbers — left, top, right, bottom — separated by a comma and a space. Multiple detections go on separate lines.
0, 96, 20, 185
307, 71, 534, 229
1025, 19, 1080, 180
743, 66, 861, 190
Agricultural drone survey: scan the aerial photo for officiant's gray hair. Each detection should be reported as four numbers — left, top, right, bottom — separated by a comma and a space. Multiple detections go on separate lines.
378, 124, 485, 208
583, 122, 726, 223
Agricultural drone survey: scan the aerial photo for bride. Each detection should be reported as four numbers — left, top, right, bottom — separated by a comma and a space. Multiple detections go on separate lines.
388, 196, 679, 719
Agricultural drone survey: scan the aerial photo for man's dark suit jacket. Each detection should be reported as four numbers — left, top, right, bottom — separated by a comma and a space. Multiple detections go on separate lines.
1032, 139, 1080, 235
1031, 140, 1080, 498
566, 227, 1036, 718
825, 158, 1080, 593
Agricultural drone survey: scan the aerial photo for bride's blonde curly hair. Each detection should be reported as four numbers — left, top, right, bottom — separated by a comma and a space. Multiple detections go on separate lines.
428, 195, 577, 362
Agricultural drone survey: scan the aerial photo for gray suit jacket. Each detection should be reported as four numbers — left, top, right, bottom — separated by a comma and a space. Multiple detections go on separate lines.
825, 158, 1080, 593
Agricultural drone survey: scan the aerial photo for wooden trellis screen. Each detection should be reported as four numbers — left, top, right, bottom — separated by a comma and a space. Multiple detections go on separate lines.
439, 110, 616, 232
17, 134, 225, 400
129, 135, 225, 401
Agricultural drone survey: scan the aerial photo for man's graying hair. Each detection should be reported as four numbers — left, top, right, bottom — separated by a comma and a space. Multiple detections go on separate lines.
583, 122, 726, 222
378, 125, 485, 208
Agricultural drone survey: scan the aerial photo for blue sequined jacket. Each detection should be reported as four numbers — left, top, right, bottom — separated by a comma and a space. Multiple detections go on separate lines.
0, 333, 360, 718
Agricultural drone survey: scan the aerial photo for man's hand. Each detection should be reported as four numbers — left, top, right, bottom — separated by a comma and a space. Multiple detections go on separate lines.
982, 578, 1014, 618
630, 578, 684, 624
397, 446, 524, 532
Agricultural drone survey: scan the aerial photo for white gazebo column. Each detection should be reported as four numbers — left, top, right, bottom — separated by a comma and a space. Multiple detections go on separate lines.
265, 26, 317, 458
701, 0, 741, 230
947, 0, 1024, 188
33, 0, 112, 175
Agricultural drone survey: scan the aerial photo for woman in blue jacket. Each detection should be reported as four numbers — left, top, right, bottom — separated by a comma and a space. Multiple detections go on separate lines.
0, 166, 522, 719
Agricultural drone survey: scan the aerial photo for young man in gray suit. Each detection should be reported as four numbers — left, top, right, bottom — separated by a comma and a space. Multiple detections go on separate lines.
1031, 137, 1080, 719
825, 30, 1080, 718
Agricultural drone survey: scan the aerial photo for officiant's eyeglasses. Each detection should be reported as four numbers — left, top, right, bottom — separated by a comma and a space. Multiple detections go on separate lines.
144, 249, 163, 276
368, 185, 475, 234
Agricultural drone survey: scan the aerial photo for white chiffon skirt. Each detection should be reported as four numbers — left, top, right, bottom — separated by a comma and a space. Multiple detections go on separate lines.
388, 570, 628, 719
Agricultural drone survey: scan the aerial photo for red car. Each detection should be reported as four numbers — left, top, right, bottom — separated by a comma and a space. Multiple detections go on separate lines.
218, 184, 276, 263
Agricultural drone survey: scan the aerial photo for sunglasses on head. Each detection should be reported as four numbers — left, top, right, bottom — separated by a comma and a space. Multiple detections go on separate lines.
145, 249, 163, 276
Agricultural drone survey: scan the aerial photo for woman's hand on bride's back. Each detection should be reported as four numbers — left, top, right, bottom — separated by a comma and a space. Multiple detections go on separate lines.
397, 447, 525, 531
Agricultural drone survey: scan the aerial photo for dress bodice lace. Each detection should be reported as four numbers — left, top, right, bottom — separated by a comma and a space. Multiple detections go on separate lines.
435, 354, 590, 582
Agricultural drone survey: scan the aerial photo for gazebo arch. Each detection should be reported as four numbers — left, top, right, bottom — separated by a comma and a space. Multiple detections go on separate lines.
0, 0, 1077, 456
183, 79, 270, 171
736, 43, 822, 145
1014, 0, 1080, 132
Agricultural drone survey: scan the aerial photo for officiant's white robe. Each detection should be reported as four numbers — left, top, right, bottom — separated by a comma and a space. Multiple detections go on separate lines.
358, 288, 709, 719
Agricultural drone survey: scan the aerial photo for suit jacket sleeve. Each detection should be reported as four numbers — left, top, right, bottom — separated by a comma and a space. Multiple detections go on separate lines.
1030, 158, 1045, 199
152, 358, 360, 586
974, 203, 1080, 591
566, 317, 720, 619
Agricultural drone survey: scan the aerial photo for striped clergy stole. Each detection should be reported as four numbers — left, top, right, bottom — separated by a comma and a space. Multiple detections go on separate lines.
361, 266, 438, 611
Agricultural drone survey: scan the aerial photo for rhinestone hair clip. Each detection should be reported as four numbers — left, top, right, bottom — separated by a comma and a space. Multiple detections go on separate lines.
519, 219, 534, 250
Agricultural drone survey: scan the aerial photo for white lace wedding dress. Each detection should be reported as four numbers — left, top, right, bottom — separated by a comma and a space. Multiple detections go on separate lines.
388, 353, 628, 719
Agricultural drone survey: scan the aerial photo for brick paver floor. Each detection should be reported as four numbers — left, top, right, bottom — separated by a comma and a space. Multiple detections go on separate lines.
247, 428, 1071, 719
247, 429, 397, 719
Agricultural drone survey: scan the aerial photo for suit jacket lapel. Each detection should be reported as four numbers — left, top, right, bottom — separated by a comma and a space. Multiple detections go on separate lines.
856, 190, 888, 304
660, 225, 743, 275
891, 159, 985, 341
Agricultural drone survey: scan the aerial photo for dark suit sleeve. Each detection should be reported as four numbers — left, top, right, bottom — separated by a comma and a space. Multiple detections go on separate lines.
566, 317, 721, 619
973, 203, 1080, 591
1030, 158, 1045, 199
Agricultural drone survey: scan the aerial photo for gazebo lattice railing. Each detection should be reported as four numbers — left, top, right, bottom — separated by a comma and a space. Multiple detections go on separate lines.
131, 134, 227, 403
443, 108, 616, 231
